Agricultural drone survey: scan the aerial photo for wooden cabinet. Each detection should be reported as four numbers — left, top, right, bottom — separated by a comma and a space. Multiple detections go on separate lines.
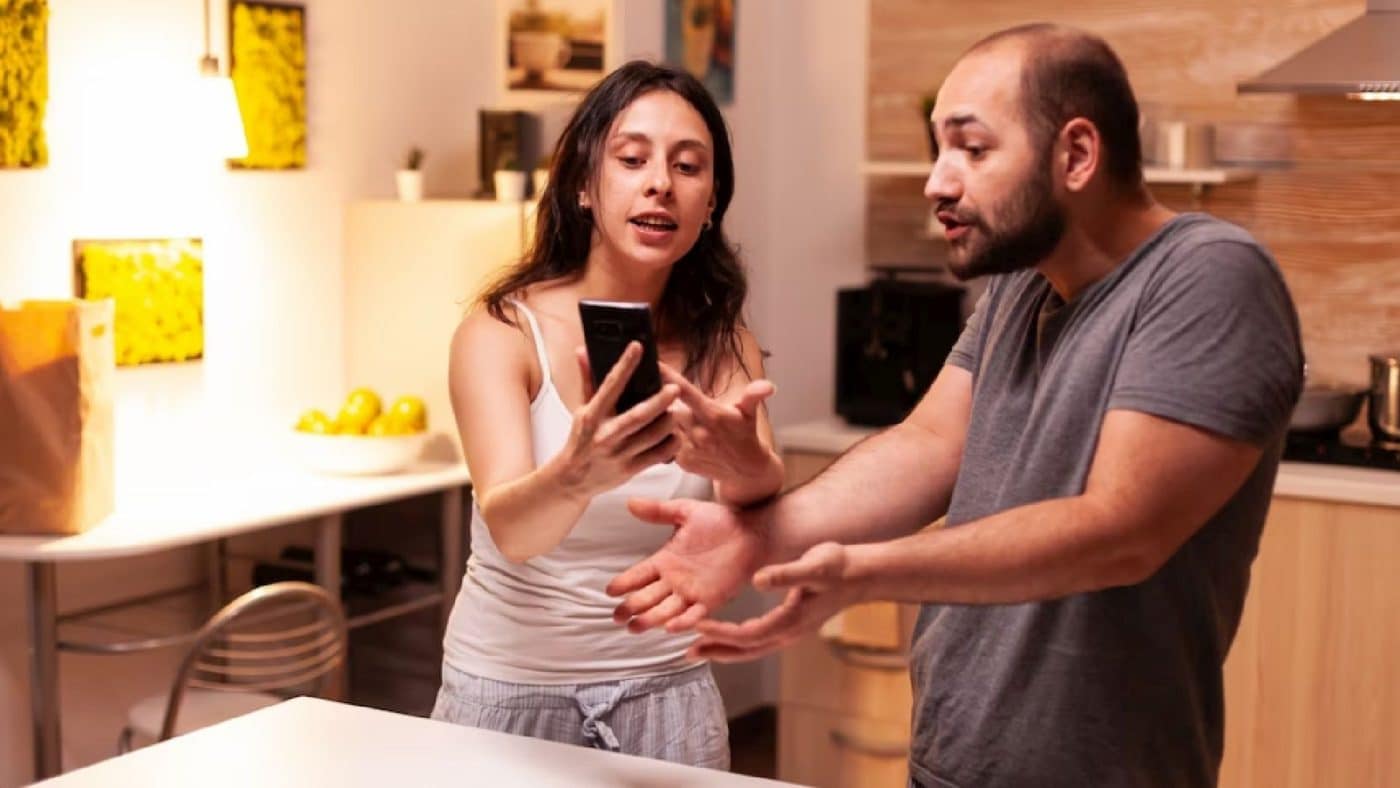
777, 450, 918, 787
1219, 496, 1400, 788
778, 442, 1400, 788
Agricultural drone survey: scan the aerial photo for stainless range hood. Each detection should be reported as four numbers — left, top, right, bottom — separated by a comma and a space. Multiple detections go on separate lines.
1238, 0, 1400, 100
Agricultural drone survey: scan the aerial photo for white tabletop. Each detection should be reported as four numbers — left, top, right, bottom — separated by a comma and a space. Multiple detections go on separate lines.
34, 697, 796, 788
777, 417, 1400, 510
0, 457, 470, 562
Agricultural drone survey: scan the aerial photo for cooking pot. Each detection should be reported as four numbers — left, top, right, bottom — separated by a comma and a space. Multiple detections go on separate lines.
1289, 381, 1367, 434
1369, 352, 1400, 443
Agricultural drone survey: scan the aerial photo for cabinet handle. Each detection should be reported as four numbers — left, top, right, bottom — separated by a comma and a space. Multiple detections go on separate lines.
829, 726, 908, 759
819, 634, 908, 671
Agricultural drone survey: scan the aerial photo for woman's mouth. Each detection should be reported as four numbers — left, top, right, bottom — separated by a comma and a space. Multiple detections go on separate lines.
629, 214, 680, 242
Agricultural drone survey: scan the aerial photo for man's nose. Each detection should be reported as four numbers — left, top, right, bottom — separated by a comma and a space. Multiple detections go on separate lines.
924, 158, 961, 204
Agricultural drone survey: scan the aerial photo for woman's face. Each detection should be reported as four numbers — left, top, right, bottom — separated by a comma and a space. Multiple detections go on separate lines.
586, 89, 716, 273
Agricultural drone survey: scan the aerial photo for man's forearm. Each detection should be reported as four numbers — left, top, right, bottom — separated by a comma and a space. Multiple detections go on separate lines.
843, 494, 1152, 605
764, 420, 961, 563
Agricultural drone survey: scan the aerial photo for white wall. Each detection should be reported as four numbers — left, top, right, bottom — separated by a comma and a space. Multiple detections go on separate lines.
1, 1, 868, 781
0, 2, 493, 784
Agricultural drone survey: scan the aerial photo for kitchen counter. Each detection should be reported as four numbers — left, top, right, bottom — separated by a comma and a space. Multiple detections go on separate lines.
777, 417, 1400, 509
34, 697, 791, 787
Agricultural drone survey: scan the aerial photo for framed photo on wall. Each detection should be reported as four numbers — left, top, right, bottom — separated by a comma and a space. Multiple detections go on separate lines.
0, 0, 49, 167
228, 0, 307, 169
665, 0, 735, 104
502, 0, 608, 94
72, 239, 204, 367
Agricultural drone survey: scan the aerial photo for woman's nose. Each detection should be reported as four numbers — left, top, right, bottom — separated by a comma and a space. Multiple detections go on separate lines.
645, 163, 673, 197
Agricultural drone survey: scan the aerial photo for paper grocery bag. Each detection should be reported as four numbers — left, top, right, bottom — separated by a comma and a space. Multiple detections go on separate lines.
0, 299, 116, 535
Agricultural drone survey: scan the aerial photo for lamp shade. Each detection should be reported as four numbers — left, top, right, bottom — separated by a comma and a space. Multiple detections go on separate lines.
198, 73, 248, 160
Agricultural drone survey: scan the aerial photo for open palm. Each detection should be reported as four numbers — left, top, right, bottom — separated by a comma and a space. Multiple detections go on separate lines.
606, 498, 769, 633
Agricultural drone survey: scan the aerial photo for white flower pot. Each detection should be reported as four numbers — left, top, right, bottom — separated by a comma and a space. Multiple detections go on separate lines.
494, 170, 528, 203
396, 170, 423, 202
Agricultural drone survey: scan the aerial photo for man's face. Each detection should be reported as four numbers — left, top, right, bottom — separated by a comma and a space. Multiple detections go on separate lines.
926, 46, 1067, 280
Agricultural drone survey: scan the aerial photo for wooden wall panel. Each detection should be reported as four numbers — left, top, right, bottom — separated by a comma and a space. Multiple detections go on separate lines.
867, 0, 1400, 392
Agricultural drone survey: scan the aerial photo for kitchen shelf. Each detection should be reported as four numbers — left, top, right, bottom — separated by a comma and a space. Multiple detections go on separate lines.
863, 159, 1255, 198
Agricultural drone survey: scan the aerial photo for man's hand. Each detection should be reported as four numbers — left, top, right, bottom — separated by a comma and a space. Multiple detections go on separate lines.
607, 498, 770, 634
689, 542, 864, 662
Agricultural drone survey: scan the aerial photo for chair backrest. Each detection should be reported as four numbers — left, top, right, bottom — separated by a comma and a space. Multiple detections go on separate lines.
159, 581, 347, 741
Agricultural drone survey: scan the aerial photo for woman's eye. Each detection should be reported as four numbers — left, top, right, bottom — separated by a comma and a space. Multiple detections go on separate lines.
620, 156, 644, 167
965, 145, 986, 159
675, 161, 701, 175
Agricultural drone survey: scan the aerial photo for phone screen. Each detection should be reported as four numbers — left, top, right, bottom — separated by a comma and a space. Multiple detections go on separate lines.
578, 300, 663, 414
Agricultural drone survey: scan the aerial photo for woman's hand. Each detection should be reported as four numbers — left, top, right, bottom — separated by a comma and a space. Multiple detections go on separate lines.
555, 342, 681, 498
660, 362, 783, 505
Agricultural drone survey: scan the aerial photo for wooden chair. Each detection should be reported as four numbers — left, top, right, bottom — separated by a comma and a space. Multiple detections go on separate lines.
118, 581, 347, 751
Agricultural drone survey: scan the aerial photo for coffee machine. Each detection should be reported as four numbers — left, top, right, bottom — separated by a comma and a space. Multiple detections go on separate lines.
836, 268, 965, 426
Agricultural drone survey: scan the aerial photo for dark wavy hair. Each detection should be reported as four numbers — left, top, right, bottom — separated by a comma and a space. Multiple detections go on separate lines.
478, 60, 747, 390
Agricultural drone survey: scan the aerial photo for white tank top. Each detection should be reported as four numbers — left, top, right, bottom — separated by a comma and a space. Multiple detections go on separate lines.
442, 300, 713, 684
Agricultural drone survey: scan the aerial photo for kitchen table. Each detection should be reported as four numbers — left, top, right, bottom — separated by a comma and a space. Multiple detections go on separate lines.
32, 696, 793, 787
0, 453, 470, 780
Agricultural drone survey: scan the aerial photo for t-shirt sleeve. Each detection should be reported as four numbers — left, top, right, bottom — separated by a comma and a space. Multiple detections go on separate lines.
946, 286, 992, 373
1108, 240, 1304, 446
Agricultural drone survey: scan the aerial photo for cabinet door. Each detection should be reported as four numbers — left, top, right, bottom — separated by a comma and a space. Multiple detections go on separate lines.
779, 705, 910, 788
1220, 497, 1400, 788
779, 625, 912, 723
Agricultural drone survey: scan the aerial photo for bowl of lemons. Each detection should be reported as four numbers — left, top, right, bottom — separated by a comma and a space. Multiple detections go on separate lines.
290, 388, 430, 476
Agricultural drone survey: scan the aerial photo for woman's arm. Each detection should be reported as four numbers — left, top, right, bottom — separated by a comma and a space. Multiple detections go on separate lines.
450, 309, 679, 563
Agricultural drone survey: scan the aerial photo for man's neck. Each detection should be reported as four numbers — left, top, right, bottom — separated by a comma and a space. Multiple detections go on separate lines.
1038, 192, 1177, 302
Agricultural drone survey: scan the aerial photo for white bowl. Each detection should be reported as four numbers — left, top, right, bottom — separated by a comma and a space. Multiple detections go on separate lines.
288, 431, 428, 476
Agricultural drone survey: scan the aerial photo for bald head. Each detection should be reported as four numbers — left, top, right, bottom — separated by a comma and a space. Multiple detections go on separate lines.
956, 24, 1144, 189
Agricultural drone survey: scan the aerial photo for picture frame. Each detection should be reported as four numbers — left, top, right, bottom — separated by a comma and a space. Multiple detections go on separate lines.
228, 0, 307, 169
72, 238, 205, 367
665, 0, 735, 105
501, 0, 608, 95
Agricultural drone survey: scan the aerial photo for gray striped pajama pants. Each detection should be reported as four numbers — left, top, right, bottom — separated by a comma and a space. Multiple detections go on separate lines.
430, 661, 731, 771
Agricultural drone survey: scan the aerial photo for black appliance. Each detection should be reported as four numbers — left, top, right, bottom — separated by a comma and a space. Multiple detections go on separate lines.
836, 269, 964, 426
478, 109, 537, 197
1283, 428, 1400, 471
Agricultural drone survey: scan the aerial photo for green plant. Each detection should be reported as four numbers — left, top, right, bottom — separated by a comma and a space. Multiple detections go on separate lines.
495, 150, 522, 172
403, 146, 424, 170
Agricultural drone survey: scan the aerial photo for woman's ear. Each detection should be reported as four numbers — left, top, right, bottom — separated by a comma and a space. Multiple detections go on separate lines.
1060, 117, 1101, 193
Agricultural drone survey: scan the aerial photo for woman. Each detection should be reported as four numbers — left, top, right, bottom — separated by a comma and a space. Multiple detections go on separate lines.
433, 61, 783, 770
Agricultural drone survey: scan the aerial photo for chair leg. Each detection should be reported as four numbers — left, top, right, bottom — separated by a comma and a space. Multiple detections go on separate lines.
116, 725, 133, 754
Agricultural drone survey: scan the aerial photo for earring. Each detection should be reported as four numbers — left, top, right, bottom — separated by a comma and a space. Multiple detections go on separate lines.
704, 216, 714, 230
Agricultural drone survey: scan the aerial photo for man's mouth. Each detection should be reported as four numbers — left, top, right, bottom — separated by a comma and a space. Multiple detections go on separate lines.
937, 211, 972, 241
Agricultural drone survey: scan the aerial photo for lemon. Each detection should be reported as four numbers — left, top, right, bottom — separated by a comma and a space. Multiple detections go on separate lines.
366, 414, 394, 436
386, 395, 428, 433
295, 408, 333, 434
338, 388, 382, 434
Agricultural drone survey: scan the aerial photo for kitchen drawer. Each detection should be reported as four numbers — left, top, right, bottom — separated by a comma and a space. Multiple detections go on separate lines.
779, 620, 913, 723
778, 704, 910, 788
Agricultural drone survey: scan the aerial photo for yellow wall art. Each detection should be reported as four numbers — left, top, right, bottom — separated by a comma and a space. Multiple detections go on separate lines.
0, 0, 49, 168
229, 0, 306, 169
73, 239, 204, 367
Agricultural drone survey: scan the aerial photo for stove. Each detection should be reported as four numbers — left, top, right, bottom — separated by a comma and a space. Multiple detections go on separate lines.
1283, 428, 1400, 471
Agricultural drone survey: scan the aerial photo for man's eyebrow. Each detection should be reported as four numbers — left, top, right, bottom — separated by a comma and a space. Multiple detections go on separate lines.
941, 113, 984, 131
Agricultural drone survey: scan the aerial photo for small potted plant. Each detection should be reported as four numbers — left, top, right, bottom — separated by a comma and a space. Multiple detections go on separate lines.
397, 146, 425, 202
493, 151, 528, 202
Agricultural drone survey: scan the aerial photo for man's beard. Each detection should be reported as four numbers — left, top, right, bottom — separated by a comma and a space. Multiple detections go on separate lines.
945, 156, 1067, 281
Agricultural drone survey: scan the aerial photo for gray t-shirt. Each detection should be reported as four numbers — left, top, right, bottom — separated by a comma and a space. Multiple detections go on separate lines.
909, 214, 1303, 788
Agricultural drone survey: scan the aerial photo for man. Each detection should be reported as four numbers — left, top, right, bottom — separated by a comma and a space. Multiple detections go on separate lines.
607, 23, 1303, 788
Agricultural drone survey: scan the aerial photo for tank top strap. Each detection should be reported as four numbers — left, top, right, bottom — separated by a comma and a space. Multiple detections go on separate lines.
505, 298, 554, 390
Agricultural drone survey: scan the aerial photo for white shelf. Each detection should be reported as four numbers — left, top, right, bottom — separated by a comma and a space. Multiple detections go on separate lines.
863, 160, 1255, 190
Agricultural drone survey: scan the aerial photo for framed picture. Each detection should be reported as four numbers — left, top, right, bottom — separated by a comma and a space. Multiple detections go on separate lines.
502, 0, 608, 94
228, 0, 306, 169
73, 239, 204, 367
665, 0, 735, 104
0, 0, 49, 168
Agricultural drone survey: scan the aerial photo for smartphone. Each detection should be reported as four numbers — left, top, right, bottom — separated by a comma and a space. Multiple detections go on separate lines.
578, 299, 663, 414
